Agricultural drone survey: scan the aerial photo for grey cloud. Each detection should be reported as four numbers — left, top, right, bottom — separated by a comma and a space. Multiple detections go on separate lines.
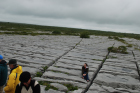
0, 0, 140, 34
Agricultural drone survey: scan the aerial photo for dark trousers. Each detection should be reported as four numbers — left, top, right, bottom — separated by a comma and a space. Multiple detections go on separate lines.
83, 72, 89, 80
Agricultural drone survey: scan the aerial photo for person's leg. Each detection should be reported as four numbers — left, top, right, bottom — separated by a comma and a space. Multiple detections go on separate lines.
84, 73, 89, 81
0, 86, 4, 93
86, 73, 90, 81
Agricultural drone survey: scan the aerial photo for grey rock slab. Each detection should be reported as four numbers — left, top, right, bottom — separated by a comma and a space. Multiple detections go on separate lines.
50, 83, 68, 92
34, 77, 87, 89
54, 62, 96, 71
46, 89, 65, 93
58, 58, 100, 68
40, 85, 46, 93
61, 56, 102, 64
15, 56, 53, 65
101, 65, 138, 75
115, 88, 140, 93
65, 52, 104, 60
68, 89, 82, 93
22, 67, 40, 75
47, 66, 93, 78
42, 71, 87, 83
104, 61, 137, 70
17, 62, 43, 69
94, 73, 140, 90
29, 54, 57, 60
88, 83, 107, 92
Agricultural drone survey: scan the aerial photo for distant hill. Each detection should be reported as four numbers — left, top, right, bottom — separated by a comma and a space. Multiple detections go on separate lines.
0, 21, 140, 40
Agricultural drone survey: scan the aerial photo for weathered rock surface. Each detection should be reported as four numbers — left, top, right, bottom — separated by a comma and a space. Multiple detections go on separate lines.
50, 83, 68, 92
1, 35, 140, 93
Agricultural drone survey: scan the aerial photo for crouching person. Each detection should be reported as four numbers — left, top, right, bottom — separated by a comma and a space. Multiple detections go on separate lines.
82, 63, 90, 82
15, 71, 40, 93
4, 59, 22, 93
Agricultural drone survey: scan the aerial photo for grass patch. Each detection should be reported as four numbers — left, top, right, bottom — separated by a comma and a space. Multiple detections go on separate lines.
63, 84, 78, 91
108, 46, 128, 54
80, 32, 90, 38
127, 44, 133, 47
52, 31, 61, 35
38, 81, 58, 91
35, 72, 43, 77
108, 36, 114, 39
42, 66, 48, 72
1, 22, 140, 40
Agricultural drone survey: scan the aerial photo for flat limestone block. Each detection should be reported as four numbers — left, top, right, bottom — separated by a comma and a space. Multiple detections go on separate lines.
58, 58, 100, 68
68, 89, 82, 93
40, 85, 46, 93
89, 83, 107, 92
47, 66, 93, 78
22, 67, 40, 75
42, 71, 87, 83
54, 62, 96, 71
34, 77, 87, 89
94, 73, 140, 90
104, 61, 137, 69
50, 83, 68, 92
95, 73, 140, 85
46, 89, 65, 93
101, 65, 138, 75
65, 52, 104, 60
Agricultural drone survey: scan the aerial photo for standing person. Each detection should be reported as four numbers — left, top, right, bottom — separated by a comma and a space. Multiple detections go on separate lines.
4, 59, 22, 93
0, 55, 8, 93
15, 71, 40, 93
82, 63, 90, 82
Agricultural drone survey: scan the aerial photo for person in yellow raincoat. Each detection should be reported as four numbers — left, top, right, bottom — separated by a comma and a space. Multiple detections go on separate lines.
4, 59, 22, 93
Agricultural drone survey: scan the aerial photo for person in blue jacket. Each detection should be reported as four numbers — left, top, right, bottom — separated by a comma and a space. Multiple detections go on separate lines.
0, 55, 8, 93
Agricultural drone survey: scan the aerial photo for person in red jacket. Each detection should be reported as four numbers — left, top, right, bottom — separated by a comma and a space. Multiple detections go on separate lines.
82, 63, 90, 82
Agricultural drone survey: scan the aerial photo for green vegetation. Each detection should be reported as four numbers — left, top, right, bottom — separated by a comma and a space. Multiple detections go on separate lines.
0, 22, 140, 40
127, 44, 133, 47
108, 36, 125, 43
108, 46, 128, 54
63, 84, 78, 91
108, 36, 133, 47
39, 81, 78, 92
80, 32, 90, 38
135, 48, 140, 51
42, 66, 48, 72
52, 31, 61, 34
35, 72, 43, 77
38, 81, 58, 91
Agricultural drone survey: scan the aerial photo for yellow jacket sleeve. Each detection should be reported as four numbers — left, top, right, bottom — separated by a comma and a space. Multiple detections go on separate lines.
4, 73, 16, 92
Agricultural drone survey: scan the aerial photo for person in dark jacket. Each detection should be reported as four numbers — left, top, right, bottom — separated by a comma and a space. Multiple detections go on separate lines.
15, 71, 40, 93
82, 63, 89, 82
0, 55, 8, 93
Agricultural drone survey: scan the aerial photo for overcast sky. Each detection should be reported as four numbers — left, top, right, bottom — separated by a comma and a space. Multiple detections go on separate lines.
0, 0, 140, 34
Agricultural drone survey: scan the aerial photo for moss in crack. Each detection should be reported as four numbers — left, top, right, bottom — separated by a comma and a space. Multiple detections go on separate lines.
42, 66, 48, 72
35, 72, 43, 77
108, 46, 128, 54
38, 81, 58, 91
63, 84, 78, 91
